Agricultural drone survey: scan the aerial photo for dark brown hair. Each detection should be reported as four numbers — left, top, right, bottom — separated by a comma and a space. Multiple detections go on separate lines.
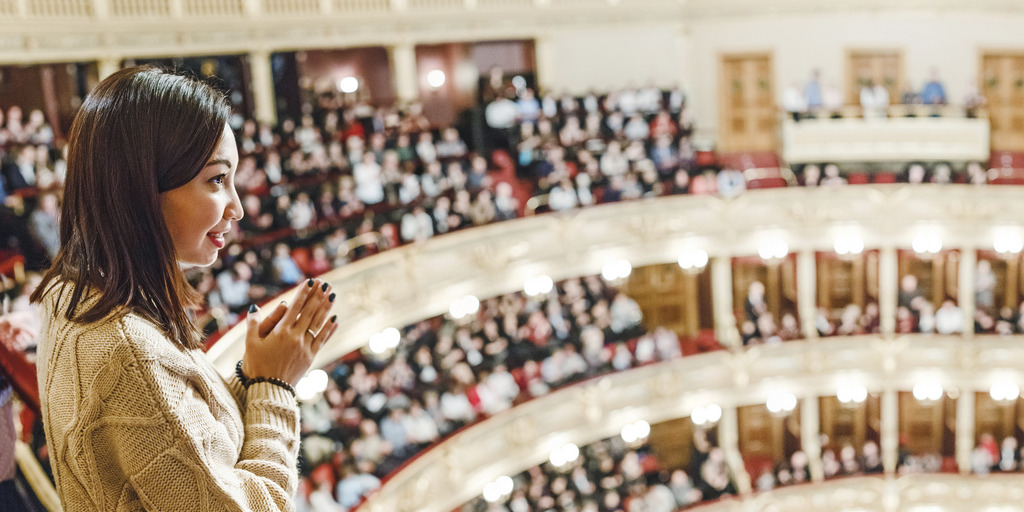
31, 67, 231, 349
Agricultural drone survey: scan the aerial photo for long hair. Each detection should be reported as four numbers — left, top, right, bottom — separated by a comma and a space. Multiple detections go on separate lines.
31, 67, 231, 349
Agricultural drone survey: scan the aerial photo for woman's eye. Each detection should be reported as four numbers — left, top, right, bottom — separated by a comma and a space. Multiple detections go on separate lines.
211, 174, 227, 185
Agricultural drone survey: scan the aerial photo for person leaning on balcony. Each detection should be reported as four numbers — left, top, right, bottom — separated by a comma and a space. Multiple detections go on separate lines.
31, 67, 340, 511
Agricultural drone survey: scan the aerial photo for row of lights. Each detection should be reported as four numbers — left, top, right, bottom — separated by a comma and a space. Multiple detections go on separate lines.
479, 381, 1022, 502
514, 230, 1024, 303
483, 381, 1024, 500
486, 421, 652, 502
338, 68, 450, 94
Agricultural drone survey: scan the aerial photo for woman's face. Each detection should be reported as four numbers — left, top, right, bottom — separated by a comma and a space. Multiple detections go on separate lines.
160, 125, 242, 267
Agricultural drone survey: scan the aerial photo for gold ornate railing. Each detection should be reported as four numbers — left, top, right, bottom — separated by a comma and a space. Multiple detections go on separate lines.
207, 185, 1024, 374
358, 336, 1024, 512
691, 474, 1024, 511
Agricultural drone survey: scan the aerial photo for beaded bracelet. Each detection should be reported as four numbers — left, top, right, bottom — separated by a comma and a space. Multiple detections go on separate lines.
235, 360, 297, 399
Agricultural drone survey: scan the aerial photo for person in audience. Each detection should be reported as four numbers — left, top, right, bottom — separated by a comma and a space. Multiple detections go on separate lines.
802, 164, 821, 187
920, 68, 947, 106
975, 260, 996, 311
400, 204, 434, 243
1, 144, 37, 191
28, 191, 60, 260
783, 81, 807, 121
934, 299, 964, 334
804, 69, 824, 113
860, 79, 889, 118
820, 163, 846, 187
31, 67, 340, 511
273, 242, 306, 286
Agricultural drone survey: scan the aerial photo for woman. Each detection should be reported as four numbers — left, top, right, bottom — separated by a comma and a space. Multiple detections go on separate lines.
32, 67, 339, 510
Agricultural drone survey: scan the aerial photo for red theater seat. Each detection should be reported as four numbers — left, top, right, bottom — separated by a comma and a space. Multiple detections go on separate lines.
873, 172, 897, 184
848, 172, 869, 185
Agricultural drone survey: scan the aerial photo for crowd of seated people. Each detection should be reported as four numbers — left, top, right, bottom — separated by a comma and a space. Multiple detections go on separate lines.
739, 281, 802, 346
816, 302, 882, 337
0, 83, 1012, 340
797, 161, 990, 187
971, 259, 1024, 335
289, 275, 699, 510
819, 438, 885, 482
895, 274, 965, 335
456, 430, 733, 512
971, 433, 1024, 475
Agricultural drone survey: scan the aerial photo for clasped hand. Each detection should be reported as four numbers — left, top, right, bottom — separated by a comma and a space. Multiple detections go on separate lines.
241, 278, 338, 386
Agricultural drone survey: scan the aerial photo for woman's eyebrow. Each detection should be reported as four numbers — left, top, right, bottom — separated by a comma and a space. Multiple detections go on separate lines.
204, 158, 233, 168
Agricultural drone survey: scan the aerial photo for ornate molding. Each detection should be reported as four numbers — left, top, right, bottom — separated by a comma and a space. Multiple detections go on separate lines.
205, 186, 1024, 374
2, 1, 1023, 63
693, 474, 1024, 511
360, 336, 1024, 512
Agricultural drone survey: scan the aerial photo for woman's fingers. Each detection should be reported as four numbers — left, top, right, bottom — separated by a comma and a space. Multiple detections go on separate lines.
281, 278, 318, 328
258, 301, 288, 338
296, 283, 331, 334
303, 290, 336, 342
312, 315, 339, 353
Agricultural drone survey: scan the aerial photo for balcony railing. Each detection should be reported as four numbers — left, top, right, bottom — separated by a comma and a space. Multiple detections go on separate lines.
358, 336, 1024, 512
205, 185, 1024, 374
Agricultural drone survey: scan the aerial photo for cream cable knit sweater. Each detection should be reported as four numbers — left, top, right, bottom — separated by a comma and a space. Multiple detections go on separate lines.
37, 284, 301, 511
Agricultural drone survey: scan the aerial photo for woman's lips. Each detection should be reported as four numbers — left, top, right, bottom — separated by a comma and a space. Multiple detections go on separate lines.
208, 232, 226, 249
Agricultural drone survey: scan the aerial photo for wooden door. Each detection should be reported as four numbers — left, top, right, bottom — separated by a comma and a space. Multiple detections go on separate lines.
898, 251, 960, 310
846, 50, 903, 107
620, 263, 710, 338
719, 53, 776, 152
981, 53, 1024, 151
738, 404, 799, 468
975, 392, 1018, 445
899, 392, 955, 457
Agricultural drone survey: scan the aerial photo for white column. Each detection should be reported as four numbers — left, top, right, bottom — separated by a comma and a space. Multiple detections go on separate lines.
320, 0, 333, 14
169, 0, 183, 18
797, 249, 818, 340
389, 43, 418, 106
93, 0, 109, 18
801, 395, 824, 482
97, 57, 121, 80
711, 256, 739, 347
879, 247, 898, 336
248, 50, 277, 125
534, 35, 556, 94
881, 388, 899, 474
243, 0, 261, 16
719, 407, 751, 494
958, 248, 976, 339
956, 389, 975, 474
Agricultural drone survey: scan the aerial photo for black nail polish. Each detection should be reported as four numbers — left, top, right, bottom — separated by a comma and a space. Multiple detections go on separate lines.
321, 282, 329, 292
330, 315, 337, 323
248, 304, 257, 313
328, 293, 336, 303
307, 278, 314, 287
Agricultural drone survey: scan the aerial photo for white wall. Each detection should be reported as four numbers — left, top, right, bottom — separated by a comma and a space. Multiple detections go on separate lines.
540, 24, 687, 95
540, 10, 1024, 143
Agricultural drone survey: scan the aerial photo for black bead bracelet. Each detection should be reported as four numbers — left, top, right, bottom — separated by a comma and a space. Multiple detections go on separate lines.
235, 360, 297, 399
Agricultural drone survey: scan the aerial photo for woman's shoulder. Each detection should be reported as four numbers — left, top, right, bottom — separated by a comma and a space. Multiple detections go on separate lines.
40, 279, 178, 356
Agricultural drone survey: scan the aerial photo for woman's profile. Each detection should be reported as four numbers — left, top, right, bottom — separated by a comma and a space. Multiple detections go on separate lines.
31, 66, 338, 510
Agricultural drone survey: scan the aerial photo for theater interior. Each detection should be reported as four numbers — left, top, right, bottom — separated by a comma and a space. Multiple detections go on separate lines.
5, 1, 1024, 511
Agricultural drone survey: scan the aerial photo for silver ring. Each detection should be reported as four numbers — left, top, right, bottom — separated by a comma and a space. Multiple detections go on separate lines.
306, 328, 317, 339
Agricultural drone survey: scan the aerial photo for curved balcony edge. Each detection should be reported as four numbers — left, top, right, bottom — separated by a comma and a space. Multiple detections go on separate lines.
208, 185, 1024, 375
359, 335, 1024, 512
689, 473, 1024, 511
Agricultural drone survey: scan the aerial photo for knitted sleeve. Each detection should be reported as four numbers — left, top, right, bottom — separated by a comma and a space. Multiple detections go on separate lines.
100, 331, 300, 512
